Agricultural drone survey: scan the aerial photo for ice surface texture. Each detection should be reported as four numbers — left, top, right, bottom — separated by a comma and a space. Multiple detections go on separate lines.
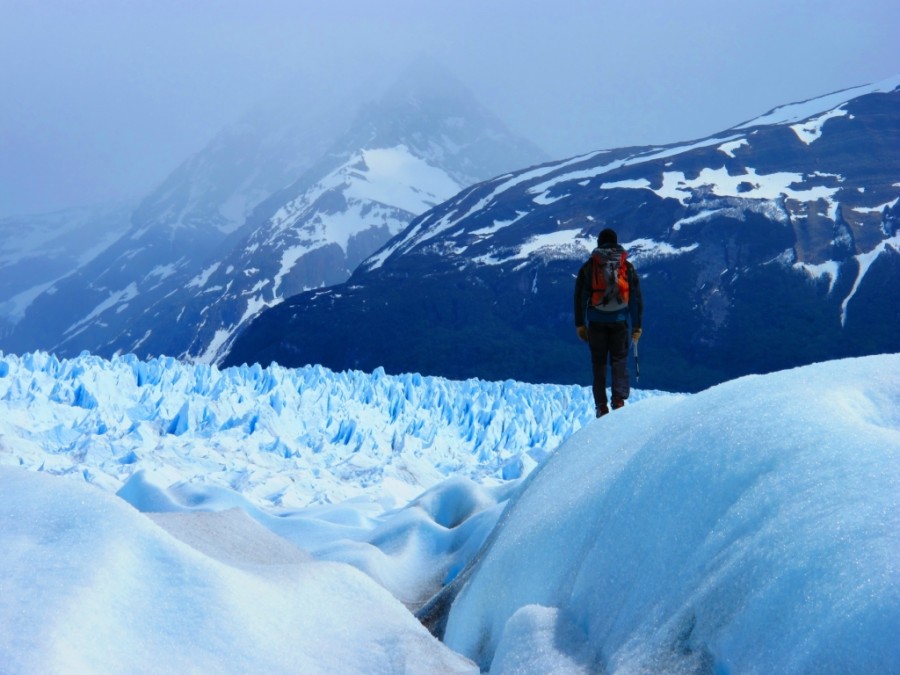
444, 354, 900, 673
0, 351, 627, 508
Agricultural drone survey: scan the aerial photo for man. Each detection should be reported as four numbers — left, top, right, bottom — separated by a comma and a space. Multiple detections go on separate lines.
573, 228, 643, 417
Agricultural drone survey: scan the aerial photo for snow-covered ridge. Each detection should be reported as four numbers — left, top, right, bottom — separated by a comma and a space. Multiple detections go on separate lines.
178, 144, 469, 365
0, 351, 623, 509
367, 138, 754, 269
372, 76, 899, 273
365, 152, 614, 270
268, 146, 462, 253
368, 118, 855, 272
736, 73, 900, 129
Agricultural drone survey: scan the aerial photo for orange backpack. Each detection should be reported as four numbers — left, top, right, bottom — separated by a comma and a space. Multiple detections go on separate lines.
590, 248, 629, 311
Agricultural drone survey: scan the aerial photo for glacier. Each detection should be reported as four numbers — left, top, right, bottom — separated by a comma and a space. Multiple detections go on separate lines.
0, 350, 897, 673
442, 354, 900, 673
0, 466, 476, 674
0, 351, 621, 508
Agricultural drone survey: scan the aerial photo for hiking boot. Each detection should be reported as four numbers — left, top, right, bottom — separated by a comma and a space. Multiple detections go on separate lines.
596, 404, 609, 418
611, 397, 625, 410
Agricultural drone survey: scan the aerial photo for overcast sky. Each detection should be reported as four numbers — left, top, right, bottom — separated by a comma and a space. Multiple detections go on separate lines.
1, 0, 898, 217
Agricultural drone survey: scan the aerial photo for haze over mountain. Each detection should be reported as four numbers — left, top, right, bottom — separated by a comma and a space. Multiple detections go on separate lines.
0, 62, 547, 361
0, 77, 356, 356
3, 1, 896, 218
109, 61, 548, 363
226, 76, 900, 392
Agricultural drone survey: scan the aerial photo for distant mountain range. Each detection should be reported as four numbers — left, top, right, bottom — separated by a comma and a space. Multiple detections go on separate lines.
224, 76, 900, 392
0, 61, 547, 361
0, 73, 356, 357
0, 201, 133, 341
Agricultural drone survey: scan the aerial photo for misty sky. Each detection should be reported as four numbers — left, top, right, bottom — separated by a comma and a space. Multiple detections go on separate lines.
1, 0, 898, 217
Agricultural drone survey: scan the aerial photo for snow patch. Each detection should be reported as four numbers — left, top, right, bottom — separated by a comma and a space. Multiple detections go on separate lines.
840, 231, 900, 325
626, 238, 700, 263
186, 262, 222, 290
0, 281, 57, 324
718, 138, 749, 157
852, 197, 900, 214
148, 263, 179, 282
64, 283, 139, 338
790, 106, 849, 144
794, 259, 841, 293
654, 167, 839, 208
469, 212, 530, 237
473, 229, 591, 267
600, 178, 652, 190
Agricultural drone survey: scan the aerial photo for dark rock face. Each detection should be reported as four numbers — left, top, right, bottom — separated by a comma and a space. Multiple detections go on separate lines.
225, 80, 900, 393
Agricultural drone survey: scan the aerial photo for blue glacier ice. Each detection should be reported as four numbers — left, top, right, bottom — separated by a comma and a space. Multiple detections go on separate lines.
1, 350, 897, 673
1, 351, 645, 507
442, 354, 900, 673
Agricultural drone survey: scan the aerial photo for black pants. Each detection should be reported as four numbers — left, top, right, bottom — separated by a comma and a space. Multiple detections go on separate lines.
588, 321, 629, 408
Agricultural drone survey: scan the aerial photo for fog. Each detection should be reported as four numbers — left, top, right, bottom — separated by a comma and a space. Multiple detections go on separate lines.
1, 0, 898, 216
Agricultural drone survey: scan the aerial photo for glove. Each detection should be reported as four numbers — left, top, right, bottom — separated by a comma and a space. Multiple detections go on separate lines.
632, 328, 642, 342
576, 325, 588, 342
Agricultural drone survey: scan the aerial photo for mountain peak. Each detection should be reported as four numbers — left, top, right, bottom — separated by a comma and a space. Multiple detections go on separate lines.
381, 56, 479, 108
336, 57, 548, 185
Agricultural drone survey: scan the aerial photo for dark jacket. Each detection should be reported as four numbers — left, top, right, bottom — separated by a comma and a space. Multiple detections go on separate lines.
574, 244, 643, 329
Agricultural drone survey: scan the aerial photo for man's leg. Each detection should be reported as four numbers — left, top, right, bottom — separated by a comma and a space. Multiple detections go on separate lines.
609, 322, 630, 407
588, 323, 611, 415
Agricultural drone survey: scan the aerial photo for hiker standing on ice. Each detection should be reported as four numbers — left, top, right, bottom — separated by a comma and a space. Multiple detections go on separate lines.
573, 227, 643, 417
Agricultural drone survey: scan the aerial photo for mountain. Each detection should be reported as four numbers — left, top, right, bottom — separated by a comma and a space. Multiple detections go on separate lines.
225, 76, 900, 392
0, 201, 133, 340
99, 61, 548, 363
0, 75, 362, 357
1, 62, 547, 364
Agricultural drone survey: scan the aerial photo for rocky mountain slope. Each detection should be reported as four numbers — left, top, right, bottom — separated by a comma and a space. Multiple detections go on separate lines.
0, 76, 357, 357
225, 76, 900, 392
2, 62, 546, 362
0, 201, 133, 340
104, 61, 548, 362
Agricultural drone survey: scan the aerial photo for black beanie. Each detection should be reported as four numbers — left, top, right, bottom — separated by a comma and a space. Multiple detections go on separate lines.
598, 228, 617, 245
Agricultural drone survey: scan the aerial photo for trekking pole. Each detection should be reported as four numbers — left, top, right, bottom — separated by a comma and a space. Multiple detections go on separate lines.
633, 339, 640, 383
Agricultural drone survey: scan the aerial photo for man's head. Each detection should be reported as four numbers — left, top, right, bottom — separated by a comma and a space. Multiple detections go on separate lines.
598, 228, 617, 246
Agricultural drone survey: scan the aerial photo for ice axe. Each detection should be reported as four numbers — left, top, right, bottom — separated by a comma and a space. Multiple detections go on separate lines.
633, 339, 640, 383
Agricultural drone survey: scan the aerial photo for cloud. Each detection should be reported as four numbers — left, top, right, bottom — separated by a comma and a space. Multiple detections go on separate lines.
0, 0, 897, 215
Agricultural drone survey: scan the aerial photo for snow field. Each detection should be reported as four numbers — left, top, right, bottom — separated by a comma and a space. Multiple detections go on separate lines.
0, 467, 477, 674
